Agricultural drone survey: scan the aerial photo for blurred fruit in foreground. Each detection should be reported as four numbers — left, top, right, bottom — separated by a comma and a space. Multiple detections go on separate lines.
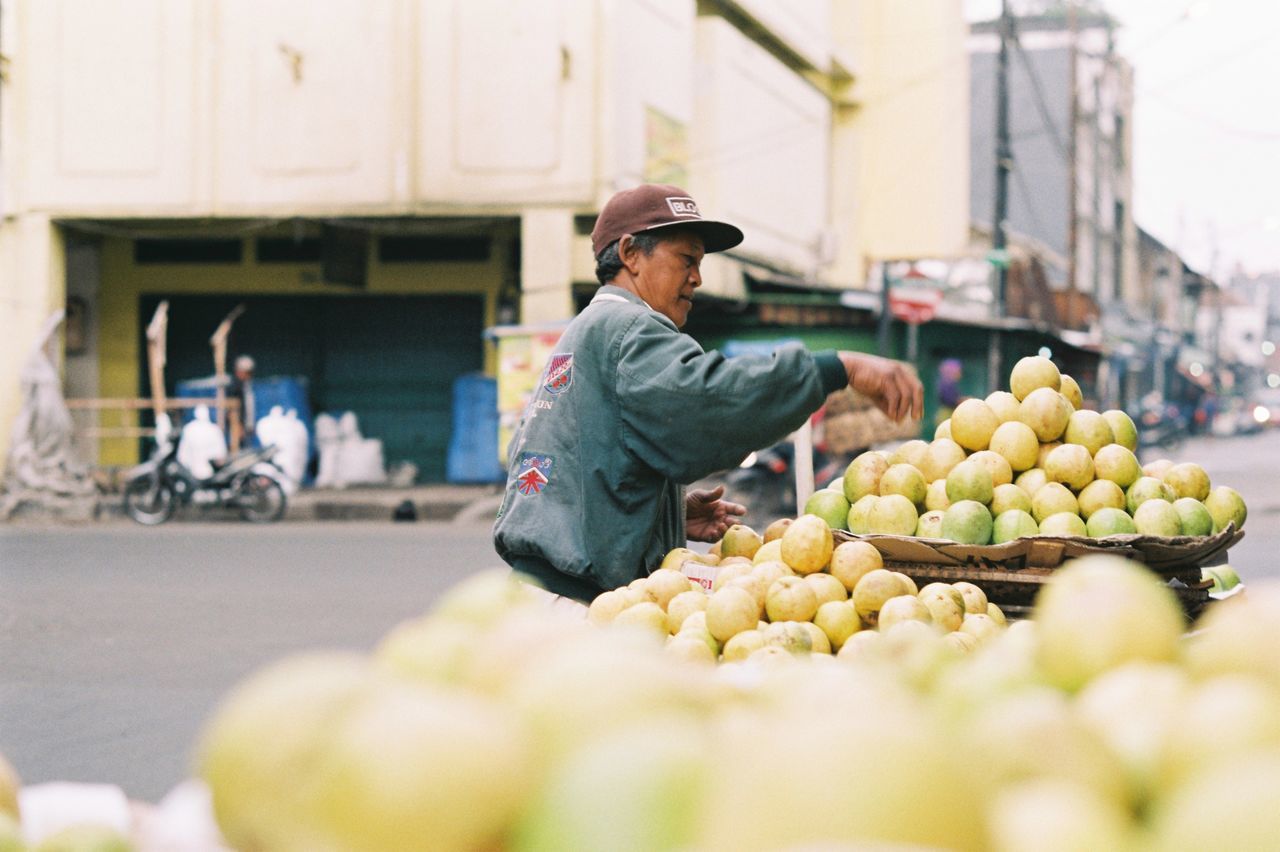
1033, 555, 1184, 692
198, 653, 375, 851
32, 824, 133, 851
0, 753, 17, 822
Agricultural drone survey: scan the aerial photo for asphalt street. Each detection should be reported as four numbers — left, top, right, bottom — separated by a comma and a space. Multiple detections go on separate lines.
0, 521, 503, 802
1150, 429, 1280, 583
1, 428, 1278, 803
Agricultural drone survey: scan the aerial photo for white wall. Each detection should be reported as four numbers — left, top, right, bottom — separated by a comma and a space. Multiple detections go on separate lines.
731, 0, 833, 70
214, 0, 405, 211
10, 0, 856, 265
12, 0, 602, 216
692, 17, 830, 277
835, 0, 970, 279
416, 0, 597, 206
19, 0, 200, 213
598, 0, 697, 195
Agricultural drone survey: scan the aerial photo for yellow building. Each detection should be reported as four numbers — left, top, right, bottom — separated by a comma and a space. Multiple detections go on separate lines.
0, 0, 969, 479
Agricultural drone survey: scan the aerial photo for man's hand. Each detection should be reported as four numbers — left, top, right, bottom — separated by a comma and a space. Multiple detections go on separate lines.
685, 485, 747, 542
837, 352, 925, 422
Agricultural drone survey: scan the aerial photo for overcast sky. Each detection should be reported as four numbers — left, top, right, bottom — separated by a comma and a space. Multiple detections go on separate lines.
965, 0, 1280, 281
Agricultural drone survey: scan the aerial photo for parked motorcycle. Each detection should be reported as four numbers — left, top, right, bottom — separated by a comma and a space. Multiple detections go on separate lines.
721, 442, 851, 529
1136, 397, 1188, 453
722, 446, 793, 528
123, 417, 288, 525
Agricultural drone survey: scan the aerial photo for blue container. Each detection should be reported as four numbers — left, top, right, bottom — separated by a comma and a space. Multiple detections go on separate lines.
446, 374, 505, 483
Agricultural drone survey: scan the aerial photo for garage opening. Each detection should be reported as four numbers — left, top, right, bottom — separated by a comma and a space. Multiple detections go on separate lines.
139, 294, 485, 482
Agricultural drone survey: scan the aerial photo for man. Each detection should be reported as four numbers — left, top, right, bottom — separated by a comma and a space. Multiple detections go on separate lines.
229, 355, 257, 440
493, 184, 922, 604
935, 358, 963, 427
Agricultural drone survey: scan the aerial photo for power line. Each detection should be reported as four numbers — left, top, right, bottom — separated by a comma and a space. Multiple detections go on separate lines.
1118, 0, 1207, 58
1012, 163, 1050, 237
1139, 20, 1280, 93
1010, 24, 1069, 162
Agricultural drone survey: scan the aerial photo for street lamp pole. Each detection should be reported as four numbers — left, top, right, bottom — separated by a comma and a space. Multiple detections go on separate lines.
989, 0, 1013, 393
877, 260, 893, 357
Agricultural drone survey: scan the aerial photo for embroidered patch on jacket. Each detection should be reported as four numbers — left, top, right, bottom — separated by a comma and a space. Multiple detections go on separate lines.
543, 353, 574, 395
516, 453, 554, 495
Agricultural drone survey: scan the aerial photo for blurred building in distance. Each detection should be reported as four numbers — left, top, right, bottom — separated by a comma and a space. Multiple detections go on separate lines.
969, 6, 1137, 322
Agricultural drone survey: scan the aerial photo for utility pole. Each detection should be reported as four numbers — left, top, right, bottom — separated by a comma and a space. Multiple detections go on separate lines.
1066, 0, 1079, 330
877, 261, 893, 357
989, 0, 1013, 394
1209, 224, 1222, 392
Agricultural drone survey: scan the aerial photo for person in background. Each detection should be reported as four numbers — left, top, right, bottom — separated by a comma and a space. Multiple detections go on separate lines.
935, 358, 963, 427
493, 183, 923, 606
229, 355, 257, 441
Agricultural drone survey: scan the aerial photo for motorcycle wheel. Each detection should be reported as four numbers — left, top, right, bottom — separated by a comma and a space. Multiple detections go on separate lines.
238, 475, 287, 523
123, 477, 177, 525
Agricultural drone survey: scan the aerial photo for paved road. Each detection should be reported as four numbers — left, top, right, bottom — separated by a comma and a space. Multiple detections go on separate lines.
1151, 429, 1280, 583
0, 521, 503, 802
1, 428, 1278, 803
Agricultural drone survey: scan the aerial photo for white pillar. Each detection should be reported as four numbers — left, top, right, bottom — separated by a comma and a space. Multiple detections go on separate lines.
519, 208, 575, 324
0, 214, 67, 462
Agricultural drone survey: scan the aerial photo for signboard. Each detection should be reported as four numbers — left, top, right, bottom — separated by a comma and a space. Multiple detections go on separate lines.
889, 295, 939, 324
491, 325, 567, 465
888, 267, 942, 325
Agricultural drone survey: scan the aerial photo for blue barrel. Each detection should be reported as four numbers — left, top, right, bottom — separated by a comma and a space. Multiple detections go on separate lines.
446, 374, 505, 483
173, 376, 222, 424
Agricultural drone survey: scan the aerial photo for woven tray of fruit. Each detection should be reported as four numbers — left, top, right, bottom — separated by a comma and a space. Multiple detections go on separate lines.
833, 523, 1242, 576
825, 550, 1218, 620
797, 354, 1251, 619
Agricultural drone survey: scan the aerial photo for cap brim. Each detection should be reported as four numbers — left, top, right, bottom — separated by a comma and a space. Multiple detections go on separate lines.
637, 219, 744, 253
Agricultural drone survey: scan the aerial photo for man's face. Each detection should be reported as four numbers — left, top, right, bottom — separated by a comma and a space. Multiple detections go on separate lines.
623, 230, 705, 328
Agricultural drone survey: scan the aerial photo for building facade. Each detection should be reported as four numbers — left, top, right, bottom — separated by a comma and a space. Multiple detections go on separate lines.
0, 0, 969, 477
968, 10, 1137, 321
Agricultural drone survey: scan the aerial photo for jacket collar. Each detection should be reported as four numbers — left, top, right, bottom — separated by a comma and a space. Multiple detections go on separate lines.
591, 285, 679, 330
593, 284, 649, 308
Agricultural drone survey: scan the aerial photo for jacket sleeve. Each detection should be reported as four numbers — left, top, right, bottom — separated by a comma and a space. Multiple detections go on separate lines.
614, 313, 847, 483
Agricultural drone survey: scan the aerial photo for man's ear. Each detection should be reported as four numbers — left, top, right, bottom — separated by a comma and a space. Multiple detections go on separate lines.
618, 234, 642, 275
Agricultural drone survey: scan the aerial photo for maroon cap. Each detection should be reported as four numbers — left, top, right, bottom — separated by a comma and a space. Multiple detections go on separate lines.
590, 183, 744, 257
